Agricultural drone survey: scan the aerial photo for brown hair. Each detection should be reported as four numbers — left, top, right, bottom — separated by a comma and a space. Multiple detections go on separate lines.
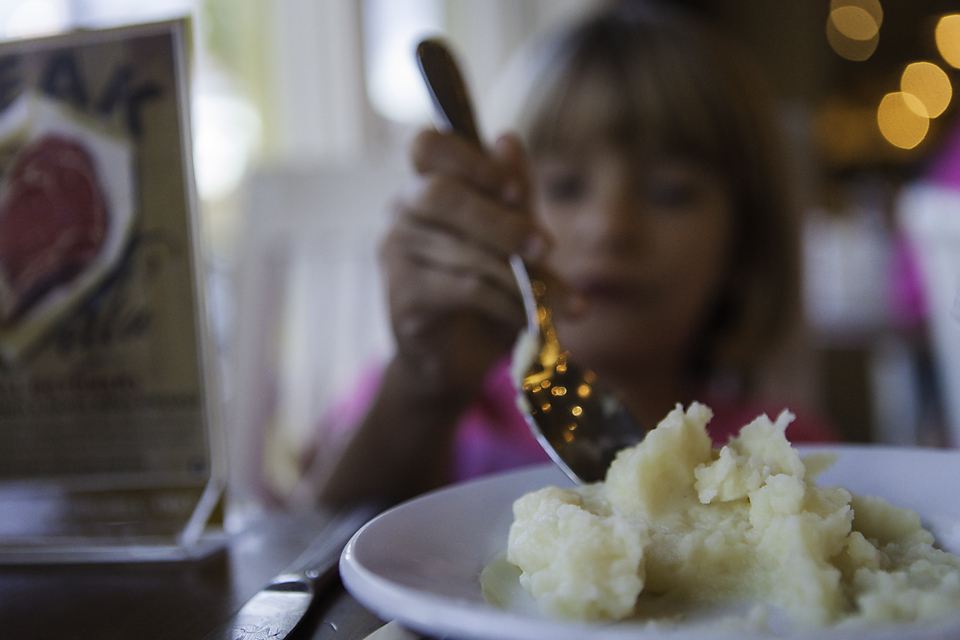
505, 2, 802, 390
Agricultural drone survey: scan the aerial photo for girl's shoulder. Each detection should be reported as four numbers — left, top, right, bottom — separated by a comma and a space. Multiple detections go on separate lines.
705, 397, 841, 447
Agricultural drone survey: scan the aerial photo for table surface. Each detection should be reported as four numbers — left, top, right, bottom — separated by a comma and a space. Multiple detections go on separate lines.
0, 511, 391, 640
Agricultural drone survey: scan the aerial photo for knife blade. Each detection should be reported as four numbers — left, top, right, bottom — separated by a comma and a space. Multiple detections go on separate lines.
203, 505, 377, 640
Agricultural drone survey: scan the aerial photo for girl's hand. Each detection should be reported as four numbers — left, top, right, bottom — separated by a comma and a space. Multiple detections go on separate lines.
380, 129, 549, 399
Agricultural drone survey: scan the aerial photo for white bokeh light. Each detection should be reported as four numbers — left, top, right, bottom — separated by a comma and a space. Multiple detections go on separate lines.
363, 0, 443, 125
192, 91, 261, 201
5, 0, 68, 38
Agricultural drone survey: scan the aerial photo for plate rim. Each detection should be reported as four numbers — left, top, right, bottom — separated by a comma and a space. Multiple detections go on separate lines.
340, 446, 960, 640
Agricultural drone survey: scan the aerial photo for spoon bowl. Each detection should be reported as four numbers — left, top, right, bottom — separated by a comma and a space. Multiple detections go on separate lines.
509, 257, 642, 483
416, 38, 644, 484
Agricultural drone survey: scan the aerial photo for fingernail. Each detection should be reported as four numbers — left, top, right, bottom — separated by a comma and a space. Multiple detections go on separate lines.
501, 180, 523, 206
566, 291, 589, 316
523, 234, 548, 261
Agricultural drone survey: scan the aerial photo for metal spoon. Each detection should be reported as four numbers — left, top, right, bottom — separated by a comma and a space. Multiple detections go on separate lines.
416, 38, 644, 484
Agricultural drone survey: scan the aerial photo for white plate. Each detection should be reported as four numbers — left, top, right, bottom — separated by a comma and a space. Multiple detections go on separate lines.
340, 446, 960, 640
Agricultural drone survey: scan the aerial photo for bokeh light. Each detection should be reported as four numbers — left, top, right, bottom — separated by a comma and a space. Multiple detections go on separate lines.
827, 0, 882, 61
827, 20, 878, 60
830, 0, 883, 27
364, 0, 442, 125
877, 92, 929, 149
831, 5, 880, 40
936, 14, 960, 69
6, 0, 67, 38
900, 61, 952, 118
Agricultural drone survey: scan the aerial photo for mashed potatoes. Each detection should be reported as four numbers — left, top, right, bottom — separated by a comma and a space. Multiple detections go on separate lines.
501, 403, 960, 627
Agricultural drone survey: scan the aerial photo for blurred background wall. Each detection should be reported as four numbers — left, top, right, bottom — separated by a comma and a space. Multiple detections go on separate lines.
5, 0, 960, 504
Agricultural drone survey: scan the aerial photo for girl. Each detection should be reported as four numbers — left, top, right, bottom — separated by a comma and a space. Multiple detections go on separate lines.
300, 1, 836, 508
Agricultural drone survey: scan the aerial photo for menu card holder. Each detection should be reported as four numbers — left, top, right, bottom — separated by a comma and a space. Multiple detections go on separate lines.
0, 18, 225, 562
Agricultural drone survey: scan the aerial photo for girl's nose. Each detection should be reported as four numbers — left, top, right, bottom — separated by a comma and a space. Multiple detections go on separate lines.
586, 171, 646, 251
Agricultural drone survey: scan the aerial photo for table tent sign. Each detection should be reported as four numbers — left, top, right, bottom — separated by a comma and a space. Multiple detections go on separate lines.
0, 18, 225, 562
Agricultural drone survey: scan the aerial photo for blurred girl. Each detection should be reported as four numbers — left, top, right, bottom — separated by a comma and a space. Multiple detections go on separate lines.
300, 1, 836, 508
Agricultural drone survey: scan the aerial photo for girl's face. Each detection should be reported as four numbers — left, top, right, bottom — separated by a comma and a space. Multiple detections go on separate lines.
532, 142, 736, 378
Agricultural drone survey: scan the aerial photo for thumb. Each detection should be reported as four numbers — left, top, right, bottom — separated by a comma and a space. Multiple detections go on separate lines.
491, 133, 531, 208
491, 133, 553, 263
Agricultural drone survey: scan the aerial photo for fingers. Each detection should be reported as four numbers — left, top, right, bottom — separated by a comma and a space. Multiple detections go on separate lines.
380, 218, 525, 331
399, 176, 535, 262
411, 129, 522, 204
380, 127, 558, 386
403, 130, 548, 263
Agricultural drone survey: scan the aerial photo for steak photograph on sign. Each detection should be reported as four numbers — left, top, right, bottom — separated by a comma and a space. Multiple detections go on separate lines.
0, 19, 223, 561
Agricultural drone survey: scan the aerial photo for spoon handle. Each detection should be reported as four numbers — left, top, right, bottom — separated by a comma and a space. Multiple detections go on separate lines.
416, 38, 539, 322
416, 38, 483, 146
416, 37, 539, 347
510, 255, 541, 339
414, 37, 642, 485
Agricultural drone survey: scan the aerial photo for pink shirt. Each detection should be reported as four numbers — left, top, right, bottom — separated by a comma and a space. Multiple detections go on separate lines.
448, 360, 839, 482
324, 359, 839, 484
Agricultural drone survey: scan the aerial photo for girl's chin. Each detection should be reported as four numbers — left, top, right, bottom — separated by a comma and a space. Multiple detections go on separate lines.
558, 325, 687, 372
560, 317, 655, 348
562, 340, 663, 372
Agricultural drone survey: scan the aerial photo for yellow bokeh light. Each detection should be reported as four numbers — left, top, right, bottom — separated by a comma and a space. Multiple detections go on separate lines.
827, 0, 882, 60
901, 61, 952, 118
937, 14, 960, 69
831, 6, 879, 40
827, 15, 878, 61
878, 92, 929, 149
830, 0, 883, 25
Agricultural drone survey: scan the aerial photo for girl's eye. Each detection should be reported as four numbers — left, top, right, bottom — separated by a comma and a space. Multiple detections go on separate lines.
645, 180, 700, 209
540, 171, 587, 204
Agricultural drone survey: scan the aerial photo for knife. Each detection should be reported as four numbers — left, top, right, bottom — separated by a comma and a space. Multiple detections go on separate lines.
203, 505, 377, 640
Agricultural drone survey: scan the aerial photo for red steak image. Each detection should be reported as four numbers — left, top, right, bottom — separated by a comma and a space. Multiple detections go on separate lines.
0, 134, 109, 323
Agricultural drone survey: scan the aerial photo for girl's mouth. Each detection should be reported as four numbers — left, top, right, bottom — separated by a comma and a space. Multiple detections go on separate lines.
574, 276, 656, 305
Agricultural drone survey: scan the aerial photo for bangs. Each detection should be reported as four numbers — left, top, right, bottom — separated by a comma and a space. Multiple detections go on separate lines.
522, 17, 743, 172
